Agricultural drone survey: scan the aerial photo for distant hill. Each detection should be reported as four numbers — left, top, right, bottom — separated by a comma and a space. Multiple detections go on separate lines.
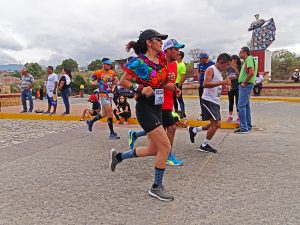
0, 64, 23, 72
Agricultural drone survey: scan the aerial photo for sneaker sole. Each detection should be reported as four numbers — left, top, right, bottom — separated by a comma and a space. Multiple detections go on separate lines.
187, 126, 195, 143
197, 148, 217, 153
109, 136, 120, 140
109, 148, 115, 172
128, 130, 133, 149
148, 190, 174, 202
166, 161, 183, 166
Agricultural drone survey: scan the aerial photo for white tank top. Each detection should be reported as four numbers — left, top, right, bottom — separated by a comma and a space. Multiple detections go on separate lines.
202, 65, 223, 105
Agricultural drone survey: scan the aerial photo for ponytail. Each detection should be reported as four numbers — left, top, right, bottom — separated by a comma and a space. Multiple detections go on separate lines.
126, 40, 147, 55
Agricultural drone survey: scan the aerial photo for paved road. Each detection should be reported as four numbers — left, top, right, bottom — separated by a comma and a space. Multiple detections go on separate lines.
0, 100, 299, 225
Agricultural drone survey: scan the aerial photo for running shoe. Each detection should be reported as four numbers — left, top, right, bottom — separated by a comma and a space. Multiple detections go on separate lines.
226, 116, 233, 122
188, 126, 196, 143
234, 128, 249, 134
128, 130, 137, 149
110, 148, 119, 172
149, 185, 174, 201
198, 144, 217, 153
109, 132, 120, 140
166, 152, 183, 166
86, 120, 93, 132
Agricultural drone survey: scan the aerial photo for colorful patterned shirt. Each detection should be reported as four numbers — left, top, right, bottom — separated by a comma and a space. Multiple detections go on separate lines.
123, 54, 168, 89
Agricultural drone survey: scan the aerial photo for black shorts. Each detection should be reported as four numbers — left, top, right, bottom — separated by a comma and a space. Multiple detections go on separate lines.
201, 98, 221, 121
92, 111, 98, 116
162, 110, 176, 127
136, 97, 162, 133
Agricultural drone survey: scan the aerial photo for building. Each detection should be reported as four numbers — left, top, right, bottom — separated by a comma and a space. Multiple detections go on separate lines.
114, 57, 133, 71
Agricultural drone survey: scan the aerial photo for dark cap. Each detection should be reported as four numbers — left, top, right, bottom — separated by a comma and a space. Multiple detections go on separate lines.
139, 29, 168, 42
241, 46, 250, 54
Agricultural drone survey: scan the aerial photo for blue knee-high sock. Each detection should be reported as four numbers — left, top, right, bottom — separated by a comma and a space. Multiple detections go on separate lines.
116, 149, 137, 162
153, 167, 165, 188
135, 130, 146, 138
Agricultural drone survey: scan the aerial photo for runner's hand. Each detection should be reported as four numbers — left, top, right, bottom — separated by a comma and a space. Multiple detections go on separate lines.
223, 78, 231, 85
167, 72, 176, 82
141, 86, 154, 97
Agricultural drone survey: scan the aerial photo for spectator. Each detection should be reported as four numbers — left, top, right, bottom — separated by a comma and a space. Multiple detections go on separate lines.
39, 84, 44, 100
289, 69, 299, 83
226, 55, 242, 123
253, 74, 264, 96
44, 66, 58, 114
235, 46, 258, 134
197, 53, 215, 119
112, 85, 120, 106
80, 94, 101, 121
174, 51, 187, 118
113, 95, 131, 125
20, 67, 34, 113
59, 68, 72, 115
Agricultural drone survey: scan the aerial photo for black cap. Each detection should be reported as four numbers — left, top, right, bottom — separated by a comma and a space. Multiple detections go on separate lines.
139, 29, 168, 42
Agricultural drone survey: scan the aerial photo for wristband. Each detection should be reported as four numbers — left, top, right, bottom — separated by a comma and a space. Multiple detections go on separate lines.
130, 84, 144, 93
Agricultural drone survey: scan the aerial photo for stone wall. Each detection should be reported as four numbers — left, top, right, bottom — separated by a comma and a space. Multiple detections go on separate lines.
260, 86, 300, 97
182, 83, 300, 97
0, 94, 21, 107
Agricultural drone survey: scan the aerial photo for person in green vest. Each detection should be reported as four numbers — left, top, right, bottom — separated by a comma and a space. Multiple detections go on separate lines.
234, 46, 258, 134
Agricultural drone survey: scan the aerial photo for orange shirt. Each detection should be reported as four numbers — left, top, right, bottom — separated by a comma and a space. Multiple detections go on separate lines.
92, 69, 117, 97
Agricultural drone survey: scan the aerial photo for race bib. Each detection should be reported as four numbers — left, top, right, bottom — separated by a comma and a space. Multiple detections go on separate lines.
229, 72, 236, 77
154, 89, 164, 105
107, 93, 114, 101
217, 87, 222, 97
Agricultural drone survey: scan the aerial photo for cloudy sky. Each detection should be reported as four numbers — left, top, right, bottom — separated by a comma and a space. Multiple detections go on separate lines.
1, 0, 299, 66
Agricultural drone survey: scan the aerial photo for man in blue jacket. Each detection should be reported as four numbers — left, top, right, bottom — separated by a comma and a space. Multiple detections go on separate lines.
198, 53, 215, 119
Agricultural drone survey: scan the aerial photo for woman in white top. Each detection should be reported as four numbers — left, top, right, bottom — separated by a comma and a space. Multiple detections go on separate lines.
59, 68, 72, 114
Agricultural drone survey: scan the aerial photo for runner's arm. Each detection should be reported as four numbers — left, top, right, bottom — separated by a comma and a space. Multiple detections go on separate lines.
203, 68, 230, 88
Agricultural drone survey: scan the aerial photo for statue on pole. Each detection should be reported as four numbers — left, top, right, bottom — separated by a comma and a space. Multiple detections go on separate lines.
248, 14, 276, 50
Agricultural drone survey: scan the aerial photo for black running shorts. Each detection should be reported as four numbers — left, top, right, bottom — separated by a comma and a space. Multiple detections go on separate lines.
162, 109, 176, 127
136, 97, 162, 133
201, 98, 221, 121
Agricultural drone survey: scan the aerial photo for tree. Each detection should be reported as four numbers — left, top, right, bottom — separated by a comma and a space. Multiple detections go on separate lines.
24, 62, 44, 79
88, 59, 102, 71
271, 49, 300, 80
57, 58, 79, 72
70, 75, 86, 94
188, 48, 205, 62
55, 64, 63, 74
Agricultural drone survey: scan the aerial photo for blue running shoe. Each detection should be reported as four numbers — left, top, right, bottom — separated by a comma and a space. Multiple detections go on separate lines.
166, 152, 183, 166
128, 130, 137, 149
86, 120, 92, 132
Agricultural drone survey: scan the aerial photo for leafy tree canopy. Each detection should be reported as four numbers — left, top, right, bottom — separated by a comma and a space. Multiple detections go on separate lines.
88, 59, 102, 71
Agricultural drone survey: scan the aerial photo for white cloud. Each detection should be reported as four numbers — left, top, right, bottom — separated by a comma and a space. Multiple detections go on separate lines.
0, 0, 299, 66
0, 51, 18, 64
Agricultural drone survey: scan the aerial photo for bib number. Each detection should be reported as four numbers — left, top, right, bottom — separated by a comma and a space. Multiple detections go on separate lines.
154, 89, 164, 105
217, 87, 222, 97
107, 93, 114, 101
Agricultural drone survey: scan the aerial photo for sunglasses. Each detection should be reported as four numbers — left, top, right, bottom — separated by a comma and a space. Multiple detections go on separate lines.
151, 37, 162, 42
